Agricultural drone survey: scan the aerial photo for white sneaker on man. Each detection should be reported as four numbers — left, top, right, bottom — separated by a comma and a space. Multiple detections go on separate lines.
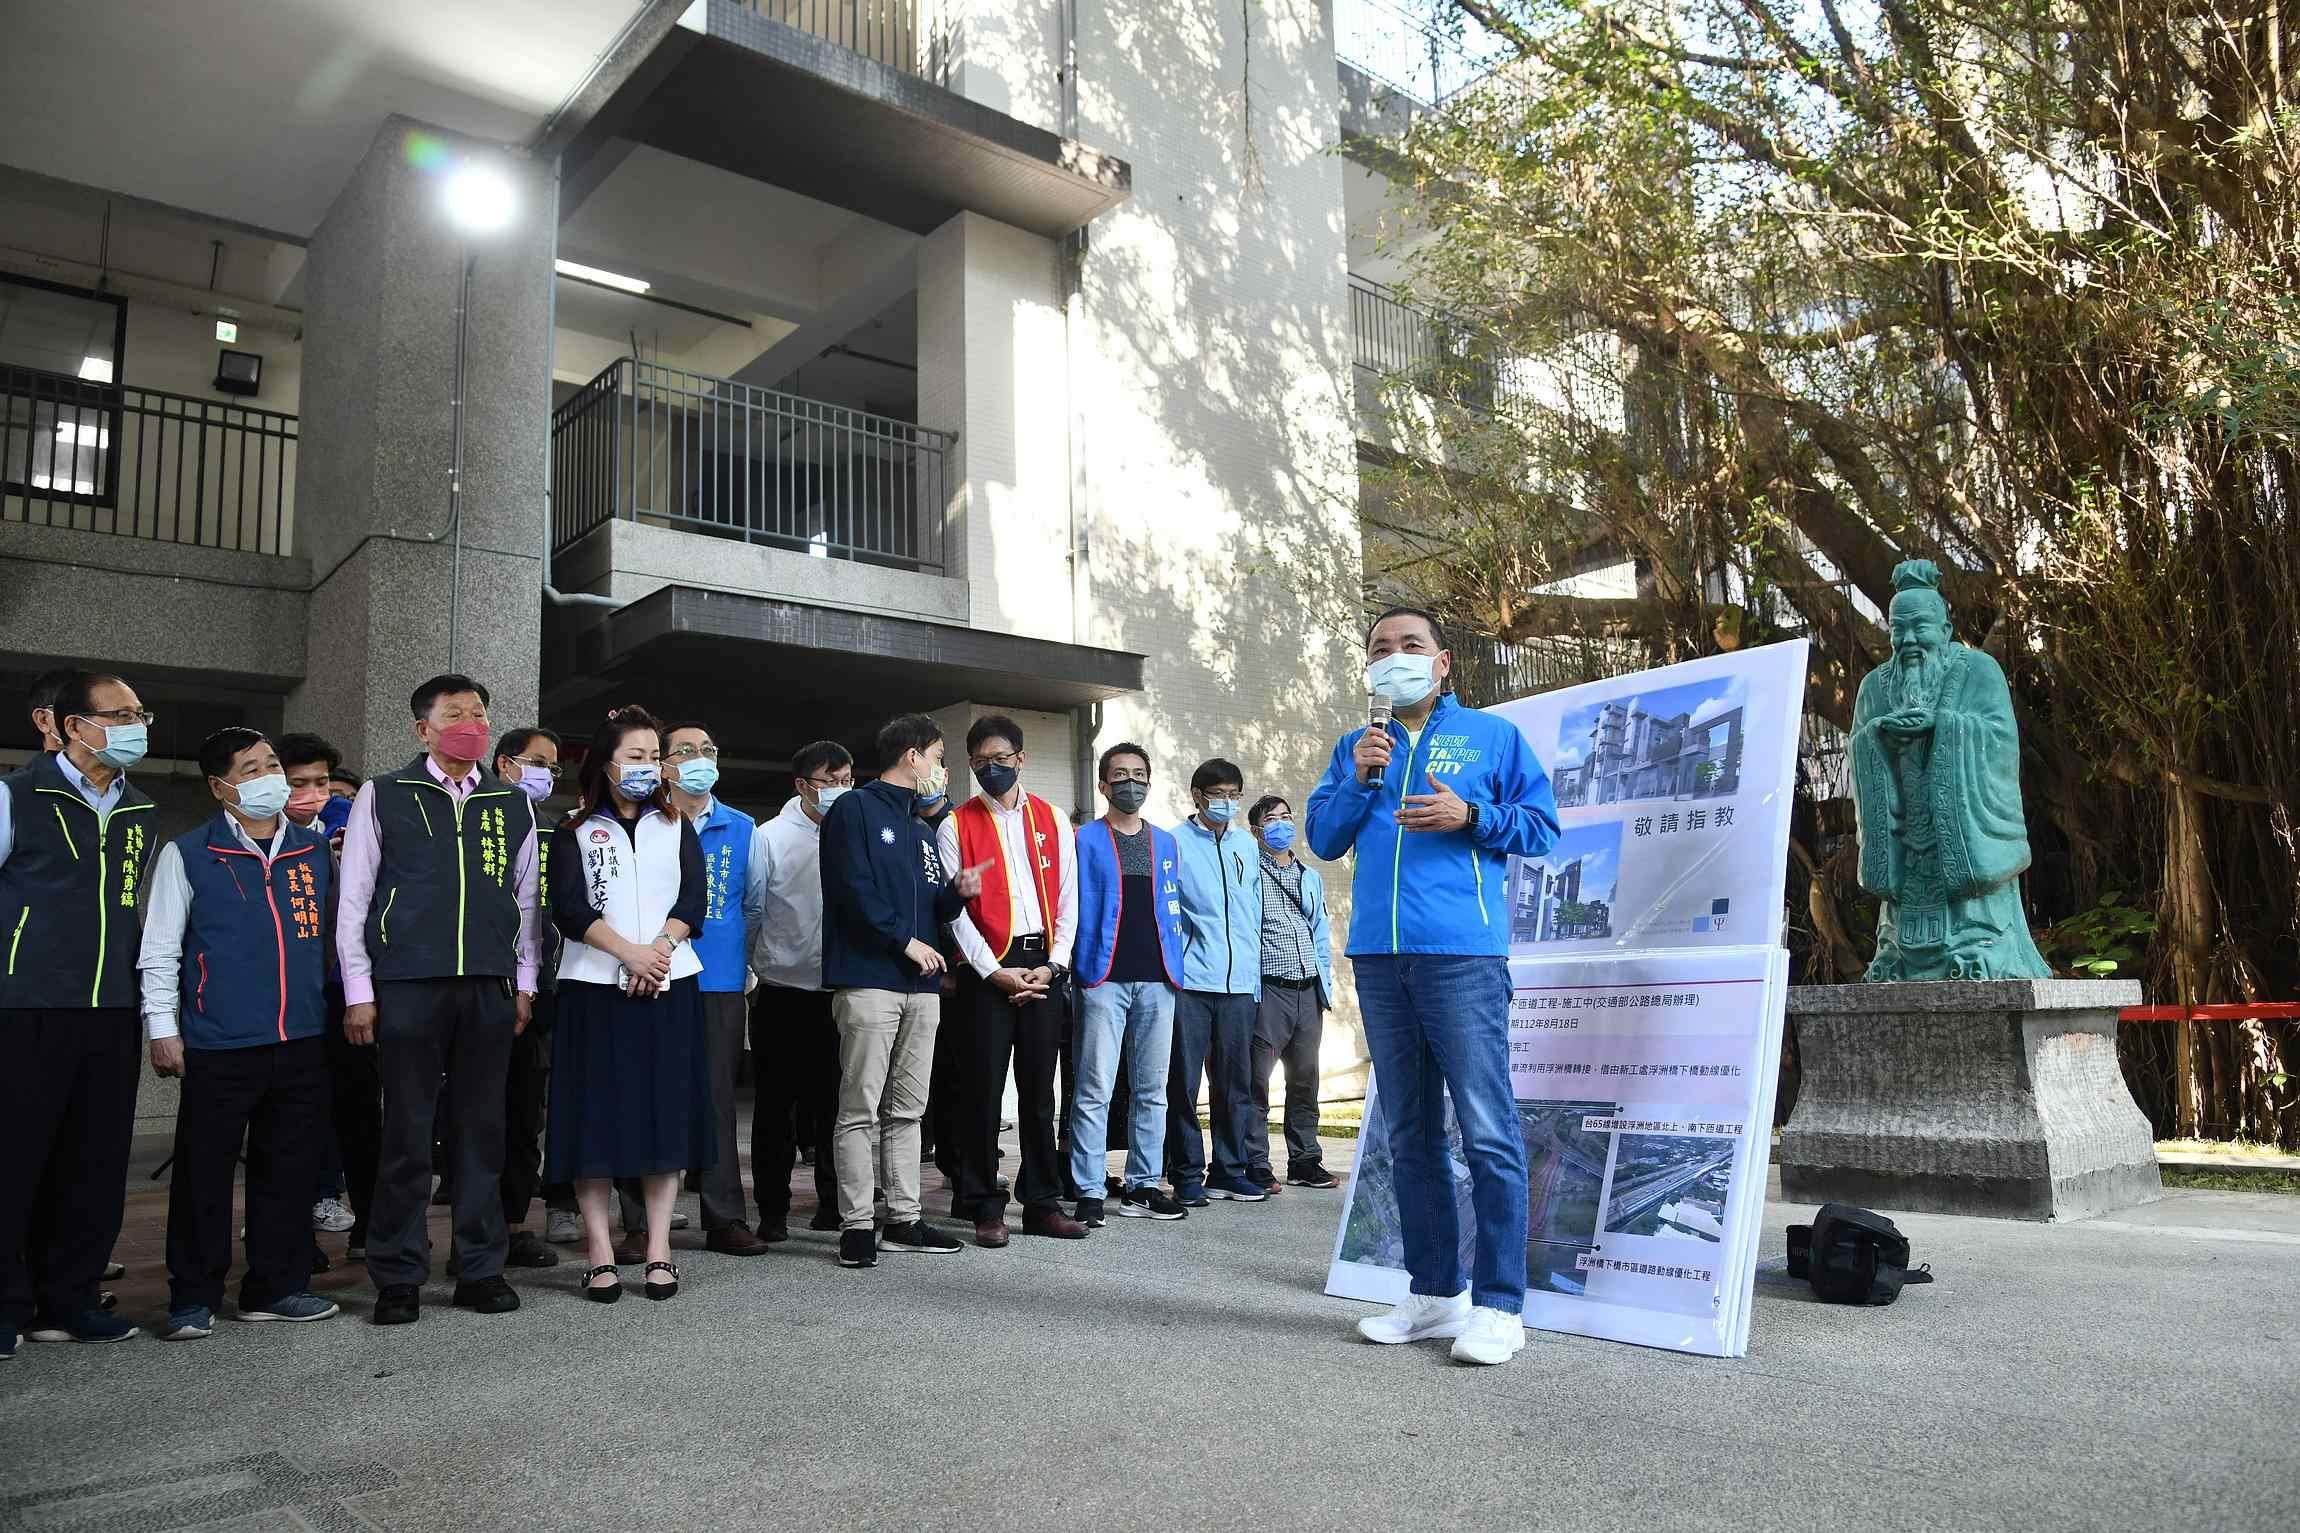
1448, 1306, 1526, 1365
311, 1197, 356, 1233
545, 1209, 582, 1245
1356, 1290, 1471, 1345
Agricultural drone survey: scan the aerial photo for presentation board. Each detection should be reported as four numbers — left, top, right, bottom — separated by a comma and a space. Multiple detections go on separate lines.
1325, 641, 1808, 1357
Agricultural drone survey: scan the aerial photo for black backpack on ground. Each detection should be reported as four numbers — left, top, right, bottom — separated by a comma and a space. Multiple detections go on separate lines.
1786, 1203, 1934, 1305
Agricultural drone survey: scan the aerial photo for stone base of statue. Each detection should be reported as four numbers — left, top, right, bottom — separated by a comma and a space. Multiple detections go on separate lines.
1779, 979, 2162, 1221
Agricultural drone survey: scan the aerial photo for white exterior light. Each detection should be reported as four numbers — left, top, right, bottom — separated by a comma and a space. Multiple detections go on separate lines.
442, 162, 517, 234
77, 356, 113, 382
555, 259, 651, 294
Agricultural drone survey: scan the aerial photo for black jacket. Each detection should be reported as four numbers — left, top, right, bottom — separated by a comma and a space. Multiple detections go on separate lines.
820, 778, 964, 994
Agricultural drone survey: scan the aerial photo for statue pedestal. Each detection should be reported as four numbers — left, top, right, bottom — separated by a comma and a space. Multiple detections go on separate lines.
1780, 979, 2162, 1221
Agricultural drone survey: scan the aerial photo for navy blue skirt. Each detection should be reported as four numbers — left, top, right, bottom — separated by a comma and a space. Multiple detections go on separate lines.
545, 976, 717, 1182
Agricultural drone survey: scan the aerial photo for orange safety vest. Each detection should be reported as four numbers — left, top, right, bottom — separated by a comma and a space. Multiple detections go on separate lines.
952, 792, 1066, 960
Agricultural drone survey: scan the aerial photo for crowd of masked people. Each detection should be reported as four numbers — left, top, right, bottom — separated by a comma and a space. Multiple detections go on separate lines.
5, 607, 1562, 1367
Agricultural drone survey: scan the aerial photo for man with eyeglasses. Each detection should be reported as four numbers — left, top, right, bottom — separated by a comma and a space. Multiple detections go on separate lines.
485, 727, 569, 1268
743, 739, 854, 1241
935, 716, 1084, 1245
1242, 795, 1337, 1194
0, 672, 159, 1352
610, 720, 767, 1258
1167, 757, 1266, 1209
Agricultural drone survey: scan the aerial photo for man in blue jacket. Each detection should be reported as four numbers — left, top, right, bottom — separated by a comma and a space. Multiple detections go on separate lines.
819, 713, 986, 1270
1242, 794, 1338, 1194
1168, 757, 1265, 1207
1306, 606, 1560, 1367
139, 727, 339, 1339
1066, 743, 1190, 1226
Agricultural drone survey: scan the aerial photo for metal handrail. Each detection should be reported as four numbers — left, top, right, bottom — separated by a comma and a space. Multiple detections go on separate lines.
1335, 0, 1512, 108
1, 364, 299, 555
551, 357, 953, 574
1350, 273, 1510, 412
740, 0, 919, 73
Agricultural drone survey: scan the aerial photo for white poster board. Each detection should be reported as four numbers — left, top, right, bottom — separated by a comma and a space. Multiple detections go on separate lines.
1325, 641, 1808, 1357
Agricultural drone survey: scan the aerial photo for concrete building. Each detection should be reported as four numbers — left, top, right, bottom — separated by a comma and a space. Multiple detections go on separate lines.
1, 1, 1495, 1127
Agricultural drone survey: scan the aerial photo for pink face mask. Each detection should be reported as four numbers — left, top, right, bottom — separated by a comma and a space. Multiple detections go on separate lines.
435, 720, 491, 762
286, 785, 330, 826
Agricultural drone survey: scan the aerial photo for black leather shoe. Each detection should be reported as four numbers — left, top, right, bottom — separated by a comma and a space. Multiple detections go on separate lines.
373, 1284, 420, 1326
505, 1231, 562, 1268
758, 1220, 791, 1244
582, 1264, 622, 1304
809, 1209, 841, 1232
644, 1260, 680, 1300
452, 1276, 521, 1315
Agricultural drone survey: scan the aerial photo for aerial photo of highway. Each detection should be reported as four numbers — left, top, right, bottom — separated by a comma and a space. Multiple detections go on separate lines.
1601, 1133, 1736, 1243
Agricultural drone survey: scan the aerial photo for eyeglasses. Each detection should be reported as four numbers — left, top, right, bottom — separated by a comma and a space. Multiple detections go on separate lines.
968, 749, 1022, 771
805, 775, 853, 791
78, 708, 157, 728
1198, 787, 1245, 801
509, 755, 562, 780
666, 743, 720, 761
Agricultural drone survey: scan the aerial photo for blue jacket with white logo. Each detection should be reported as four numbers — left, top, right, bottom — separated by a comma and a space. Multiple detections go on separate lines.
1173, 817, 1261, 998
1305, 692, 1560, 958
1072, 818, 1186, 987
687, 798, 755, 992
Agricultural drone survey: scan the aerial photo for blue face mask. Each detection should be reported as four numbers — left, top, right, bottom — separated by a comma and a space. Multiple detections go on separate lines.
229, 773, 290, 822
614, 763, 661, 802
1366, 652, 1438, 708
85, 721, 149, 771
1202, 797, 1237, 825
676, 758, 720, 796
813, 784, 850, 816
1260, 820, 1296, 852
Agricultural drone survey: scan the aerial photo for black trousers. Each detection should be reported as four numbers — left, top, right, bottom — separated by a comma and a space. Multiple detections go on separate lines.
500, 991, 554, 1228
750, 984, 838, 1225
369, 977, 516, 1286
928, 978, 964, 1178
321, 991, 382, 1231
167, 1037, 331, 1313
950, 939, 1068, 1221
0, 1008, 139, 1325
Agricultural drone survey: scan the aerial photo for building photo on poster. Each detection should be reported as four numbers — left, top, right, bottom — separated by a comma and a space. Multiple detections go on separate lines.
1327, 642, 1807, 1358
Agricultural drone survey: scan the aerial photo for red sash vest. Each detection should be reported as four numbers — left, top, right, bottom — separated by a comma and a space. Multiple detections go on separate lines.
953, 792, 1066, 960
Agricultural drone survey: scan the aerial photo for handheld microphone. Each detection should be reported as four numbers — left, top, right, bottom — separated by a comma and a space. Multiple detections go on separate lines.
1368, 693, 1393, 791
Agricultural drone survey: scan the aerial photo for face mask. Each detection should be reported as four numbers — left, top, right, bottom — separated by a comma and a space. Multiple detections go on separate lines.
229, 773, 290, 821
1366, 652, 1439, 708
1107, 780, 1149, 815
916, 758, 948, 802
286, 785, 331, 825
812, 784, 850, 815
974, 762, 1019, 799
1202, 797, 1236, 826
613, 763, 661, 802
436, 719, 491, 762
515, 765, 554, 804
916, 792, 946, 812
81, 720, 148, 771
1261, 820, 1296, 852
676, 758, 720, 796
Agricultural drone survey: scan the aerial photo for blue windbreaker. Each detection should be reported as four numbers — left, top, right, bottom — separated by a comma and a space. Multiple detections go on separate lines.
1173, 817, 1262, 997
1304, 692, 1560, 957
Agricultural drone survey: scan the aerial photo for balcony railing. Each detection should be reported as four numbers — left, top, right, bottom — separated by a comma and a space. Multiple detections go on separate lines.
1, 364, 298, 555
742, 0, 921, 74
1351, 274, 1512, 412
1336, 0, 1512, 108
552, 358, 952, 575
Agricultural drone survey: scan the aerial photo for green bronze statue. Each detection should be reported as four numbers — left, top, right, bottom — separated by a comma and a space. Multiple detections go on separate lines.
1851, 559, 2052, 981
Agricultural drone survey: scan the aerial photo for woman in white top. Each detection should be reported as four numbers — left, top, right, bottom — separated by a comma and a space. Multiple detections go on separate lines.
544, 706, 710, 1303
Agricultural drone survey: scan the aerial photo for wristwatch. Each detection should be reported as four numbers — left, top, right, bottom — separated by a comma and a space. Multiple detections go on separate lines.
1464, 802, 1482, 838
1047, 963, 1070, 983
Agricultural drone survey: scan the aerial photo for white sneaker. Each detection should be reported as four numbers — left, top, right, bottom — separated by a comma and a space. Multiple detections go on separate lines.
311, 1196, 357, 1233
1356, 1290, 1472, 1345
669, 1211, 690, 1231
1449, 1306, 1527, 1366
545, 1209, 582, 1245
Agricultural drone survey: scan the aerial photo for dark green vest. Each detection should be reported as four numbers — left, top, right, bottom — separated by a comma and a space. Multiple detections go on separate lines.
362, 756, 536, 983
0, 753, 157, 1010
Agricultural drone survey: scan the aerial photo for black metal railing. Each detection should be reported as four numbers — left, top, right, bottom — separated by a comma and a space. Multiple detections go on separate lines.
1335, 0, 1513, 108
551, 358, 952, 574
1, 364, 298, 555
1350, 274, 1508, 412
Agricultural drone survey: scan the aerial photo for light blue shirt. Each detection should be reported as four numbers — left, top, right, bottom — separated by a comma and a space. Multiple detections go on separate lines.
1172, 816, 1262, 998
0, 751, 128, 868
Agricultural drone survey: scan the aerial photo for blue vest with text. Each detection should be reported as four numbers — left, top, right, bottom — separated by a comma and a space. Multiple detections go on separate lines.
688, 800, 756, 992
175, 814, 333, 1050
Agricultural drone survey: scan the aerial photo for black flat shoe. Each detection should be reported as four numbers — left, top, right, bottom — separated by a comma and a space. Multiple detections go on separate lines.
582, 1264, 622, 1304
643, 1261, 679, 1301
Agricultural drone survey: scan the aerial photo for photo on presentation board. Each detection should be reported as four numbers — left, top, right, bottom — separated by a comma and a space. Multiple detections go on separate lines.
1508, 820, 1623, 944
1549, 673, 1748, 808
1335, 1095, 1614, 1297
1601, 1132, 1735, 1244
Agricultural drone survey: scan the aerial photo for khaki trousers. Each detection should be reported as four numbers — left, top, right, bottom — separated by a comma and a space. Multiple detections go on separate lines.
831, 988, 940, 1230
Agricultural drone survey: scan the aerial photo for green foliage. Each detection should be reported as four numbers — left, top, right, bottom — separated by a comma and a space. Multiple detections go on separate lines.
2035, 892, 2160, 980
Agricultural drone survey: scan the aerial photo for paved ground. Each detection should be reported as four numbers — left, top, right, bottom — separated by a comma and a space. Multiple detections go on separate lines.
4, 1132, 2294, 1533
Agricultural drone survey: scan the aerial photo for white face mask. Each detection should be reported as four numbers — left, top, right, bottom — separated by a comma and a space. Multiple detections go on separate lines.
1367, 652, 1438, 707
813, 784, 850, 815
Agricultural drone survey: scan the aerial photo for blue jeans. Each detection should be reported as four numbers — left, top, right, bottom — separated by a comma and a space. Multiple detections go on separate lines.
1167, 991, 1258, 1192
1069, 981, 1176, 1194
1355, 955, 1528, 1314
